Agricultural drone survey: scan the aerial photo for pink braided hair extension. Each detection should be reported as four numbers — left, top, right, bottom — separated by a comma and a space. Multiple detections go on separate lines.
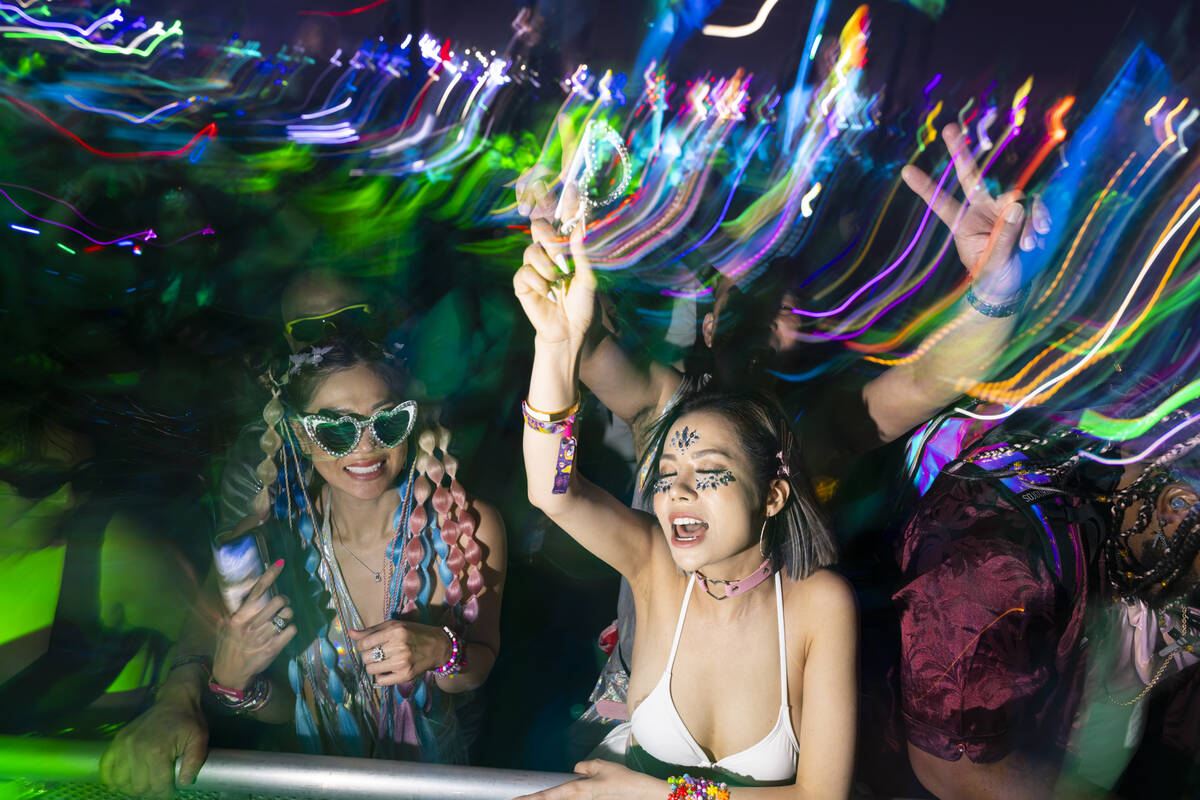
439, 428, 484, 624
409, 426, 484, 624
401, 447, 432, 615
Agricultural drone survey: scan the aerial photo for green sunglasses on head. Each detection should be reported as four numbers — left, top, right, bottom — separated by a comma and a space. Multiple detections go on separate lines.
285, 304, 373, 345
296, 401, 417, 458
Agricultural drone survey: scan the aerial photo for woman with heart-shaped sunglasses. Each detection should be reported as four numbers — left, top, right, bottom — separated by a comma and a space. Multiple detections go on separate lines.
166, 333, 505, 767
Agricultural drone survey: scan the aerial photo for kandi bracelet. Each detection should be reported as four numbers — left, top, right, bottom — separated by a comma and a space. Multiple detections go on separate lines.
433, 626, 464, 678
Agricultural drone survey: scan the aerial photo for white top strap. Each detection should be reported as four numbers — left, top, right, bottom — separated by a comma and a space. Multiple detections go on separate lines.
666, 576, 697, 672
775, 572, 789, 707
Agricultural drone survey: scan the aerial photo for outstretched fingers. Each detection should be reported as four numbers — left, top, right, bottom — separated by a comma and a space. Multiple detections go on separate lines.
943, 123, 989, 206
901, 163, 963, 230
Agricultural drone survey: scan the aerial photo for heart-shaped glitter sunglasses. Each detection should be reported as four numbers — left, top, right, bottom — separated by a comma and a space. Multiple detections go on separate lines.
295, 401, 417, 458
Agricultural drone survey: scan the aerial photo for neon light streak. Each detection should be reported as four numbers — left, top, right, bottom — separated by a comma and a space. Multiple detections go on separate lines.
65, 94, 191, 125
923, 73, 942, 96
1080, 379, 1200, 441
1014, 95, 1074, 191
0, 5, 121, 36
790, 155, 956, 319
959, 190, 1200, 421
800, 182, 822, 217
702, 0, 782, 38
917, 101, 942, 151
809, 34, 822, 59
56, 243, 75, 254
957, 97, 975, 129
2, 19, 183, 57
1081, 414, 1200, 465
1144, 96, 1166, 126
299, 0, 392, 17
0, 186, 154, 244
1176, 108, 1199, 153
10, 223, 38, 234
300, 96, 351, 119
976, 106, 998, 151
3, 96, 217, 158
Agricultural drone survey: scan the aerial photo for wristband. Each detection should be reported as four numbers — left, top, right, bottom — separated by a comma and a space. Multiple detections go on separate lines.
667, 774, 730, 800
523, 393, 581, 424
208, 674, 271, 714
966, 285, 1026, 318
432, 626, 464, 678
521, 401, 578, 495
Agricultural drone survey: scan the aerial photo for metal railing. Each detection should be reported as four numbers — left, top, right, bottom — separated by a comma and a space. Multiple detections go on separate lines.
0, 735, 579, 799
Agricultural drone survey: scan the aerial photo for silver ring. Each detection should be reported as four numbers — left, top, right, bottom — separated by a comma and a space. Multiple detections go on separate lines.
371, 644, 385, 663
271, 615, 287, 633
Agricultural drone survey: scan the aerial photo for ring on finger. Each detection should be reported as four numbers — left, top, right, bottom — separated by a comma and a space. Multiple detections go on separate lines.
371, 644, 385, 663
271, 614, 287, 633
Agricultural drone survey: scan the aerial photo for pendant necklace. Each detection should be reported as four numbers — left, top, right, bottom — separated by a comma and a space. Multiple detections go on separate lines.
333, 515, 386, 583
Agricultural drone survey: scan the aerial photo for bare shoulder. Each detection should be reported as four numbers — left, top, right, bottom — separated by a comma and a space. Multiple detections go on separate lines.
784, 569, 858, 637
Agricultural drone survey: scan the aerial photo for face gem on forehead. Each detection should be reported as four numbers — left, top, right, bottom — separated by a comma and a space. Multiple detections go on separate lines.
653, 475, 675, 495
695, 470, 736, 492
670, 426, 700, 453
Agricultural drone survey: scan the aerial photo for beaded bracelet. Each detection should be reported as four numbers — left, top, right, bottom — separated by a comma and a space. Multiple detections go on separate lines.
208, 674, 272, 714
521, 401, 578, 495
432, 625, 465, 678
667, 774, 730, 800
966, 285, 1026, 318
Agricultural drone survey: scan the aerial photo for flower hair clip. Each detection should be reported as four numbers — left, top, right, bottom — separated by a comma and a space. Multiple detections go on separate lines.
382, 342, 406, 362
288, 345, 334, 376
776, 450, 790, 478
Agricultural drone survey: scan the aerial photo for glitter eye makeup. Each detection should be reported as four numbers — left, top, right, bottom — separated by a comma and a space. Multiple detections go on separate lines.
1170, 496, 1191, 511
653, 475, 676, 495
670, 426, 699, 454
695, 470, 736, 492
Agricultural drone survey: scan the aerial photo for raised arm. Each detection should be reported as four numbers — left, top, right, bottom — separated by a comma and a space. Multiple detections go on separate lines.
578, 303, 683, 436
514, 222, 658, 582
864, 123, 1029, 444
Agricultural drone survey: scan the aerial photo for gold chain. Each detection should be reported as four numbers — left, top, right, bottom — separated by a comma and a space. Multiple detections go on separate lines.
1104, 604, 1189, 706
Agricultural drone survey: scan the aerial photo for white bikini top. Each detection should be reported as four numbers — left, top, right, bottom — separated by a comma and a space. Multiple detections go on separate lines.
628, 571, 799, 782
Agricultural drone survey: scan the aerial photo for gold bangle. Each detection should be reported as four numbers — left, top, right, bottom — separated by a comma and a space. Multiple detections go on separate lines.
524, 392, 581, 423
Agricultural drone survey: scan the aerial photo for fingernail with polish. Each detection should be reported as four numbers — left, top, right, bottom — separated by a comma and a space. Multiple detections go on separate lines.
273, 559, 284, 568
554, 253, 570, 274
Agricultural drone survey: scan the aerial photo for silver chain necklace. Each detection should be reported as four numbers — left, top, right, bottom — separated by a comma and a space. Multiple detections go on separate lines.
333, 516, 384, 583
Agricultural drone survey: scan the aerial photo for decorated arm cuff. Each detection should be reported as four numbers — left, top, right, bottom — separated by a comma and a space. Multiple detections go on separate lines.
966, 285, 1026, 318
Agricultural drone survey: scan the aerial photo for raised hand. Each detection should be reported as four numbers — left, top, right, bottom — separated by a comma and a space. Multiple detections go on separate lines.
902, 123, 1032, 301
211, 559, 296, 690
347, 620, 451, 686
513, 220, 596, 348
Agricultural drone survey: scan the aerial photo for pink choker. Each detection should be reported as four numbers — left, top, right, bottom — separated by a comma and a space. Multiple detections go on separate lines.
694, 557, 774, 600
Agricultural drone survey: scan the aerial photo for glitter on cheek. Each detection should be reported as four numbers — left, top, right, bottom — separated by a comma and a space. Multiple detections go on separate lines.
695, 470, 736, 492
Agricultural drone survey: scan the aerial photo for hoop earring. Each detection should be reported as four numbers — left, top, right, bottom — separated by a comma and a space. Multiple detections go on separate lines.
758, 518, 769, 557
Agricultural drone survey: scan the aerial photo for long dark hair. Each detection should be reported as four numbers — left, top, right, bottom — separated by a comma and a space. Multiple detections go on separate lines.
639, 389, 836, 580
